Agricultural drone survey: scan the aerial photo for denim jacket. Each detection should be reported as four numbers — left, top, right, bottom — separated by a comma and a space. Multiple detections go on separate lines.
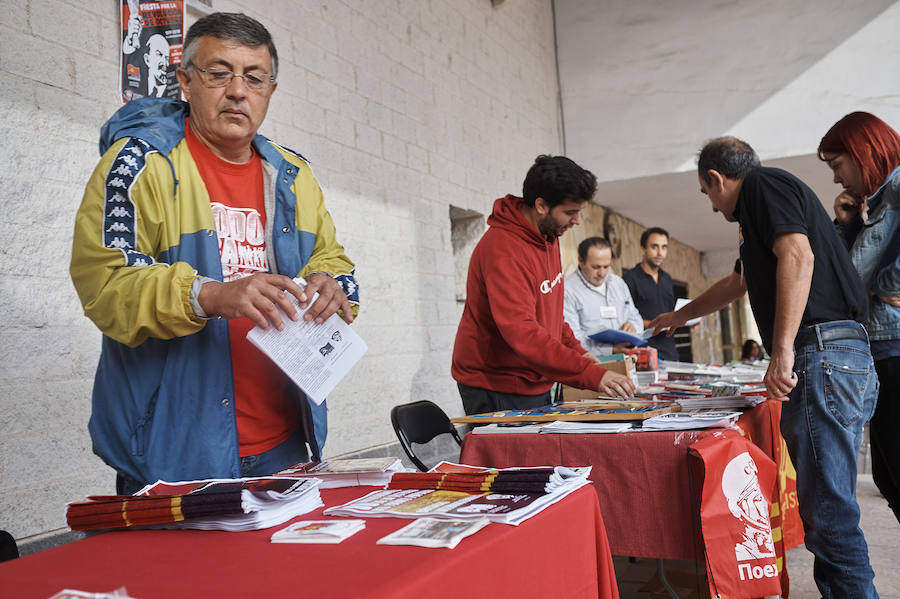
837, 165, 900, 341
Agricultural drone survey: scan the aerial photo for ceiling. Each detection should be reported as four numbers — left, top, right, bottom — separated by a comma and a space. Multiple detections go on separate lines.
553, 0, 898, 254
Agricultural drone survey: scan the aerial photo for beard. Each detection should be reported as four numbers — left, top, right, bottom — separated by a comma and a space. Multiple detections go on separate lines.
537, 213, 566, 240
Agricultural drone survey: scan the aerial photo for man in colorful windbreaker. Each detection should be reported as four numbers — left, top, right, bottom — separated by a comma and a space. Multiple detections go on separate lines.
70, 12, 358, 494
451, 155, 635, 416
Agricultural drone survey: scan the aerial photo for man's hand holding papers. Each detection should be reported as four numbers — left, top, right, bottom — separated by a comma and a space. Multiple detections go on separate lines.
246, 277, 367, 404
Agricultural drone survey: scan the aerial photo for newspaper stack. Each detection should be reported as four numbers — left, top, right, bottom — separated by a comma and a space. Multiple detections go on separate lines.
66, 477, 323, 532
377, 517, 491, 549
708, 382, 744, 397
634, 370, 660, 386
324, 462, 591, 525
676, 395, 765, 410
540, 420, 633, 434
640, 411, 741, 431
275, 457, 406, 488
470, 423, 546, 434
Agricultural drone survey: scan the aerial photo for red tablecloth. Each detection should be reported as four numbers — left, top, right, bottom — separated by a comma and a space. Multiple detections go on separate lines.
0, 485, 618, 599
460, 400, 802, 560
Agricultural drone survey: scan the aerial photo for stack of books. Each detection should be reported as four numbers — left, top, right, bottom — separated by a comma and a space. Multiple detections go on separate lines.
66, 477, 323, 532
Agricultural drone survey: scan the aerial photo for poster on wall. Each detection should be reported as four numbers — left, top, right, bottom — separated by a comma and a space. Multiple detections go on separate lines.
120, 0, 185, 102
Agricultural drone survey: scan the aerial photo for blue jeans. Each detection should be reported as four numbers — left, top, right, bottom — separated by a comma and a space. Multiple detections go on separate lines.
782, 320, 879, 598
239, 425, 309, 477
116, 426, 310, 495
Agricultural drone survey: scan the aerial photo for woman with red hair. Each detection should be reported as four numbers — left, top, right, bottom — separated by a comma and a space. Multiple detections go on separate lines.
819, 111, 900, 524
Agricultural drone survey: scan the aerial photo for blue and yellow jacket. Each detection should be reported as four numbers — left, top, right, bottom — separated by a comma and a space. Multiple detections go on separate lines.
70, 98, 359, 484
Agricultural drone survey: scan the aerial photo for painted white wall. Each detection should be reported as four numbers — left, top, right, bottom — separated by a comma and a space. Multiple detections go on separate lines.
0, 0, 562, 540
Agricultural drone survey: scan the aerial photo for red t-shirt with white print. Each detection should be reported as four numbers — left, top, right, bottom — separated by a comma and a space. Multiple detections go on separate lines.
185, 118, 299, 457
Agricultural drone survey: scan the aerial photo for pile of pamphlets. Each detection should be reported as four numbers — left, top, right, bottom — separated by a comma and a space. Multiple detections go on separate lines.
275, 457, 405, 488
470, 423, 546, 434
637, 375, 767, 411
634, 370, 659, 386
387, 462, 590, 494
539, 420, 633, 434
675, 395, 765, 410
641, 411, 741, 431
66, 477, 323, 532
48, 589, 135, 599
660, 360, 767, 384
324, 462, 591, 525
376, 517, 491, 549
271, 519, 366, 543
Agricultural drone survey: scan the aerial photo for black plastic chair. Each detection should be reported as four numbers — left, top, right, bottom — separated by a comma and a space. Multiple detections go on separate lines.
390, 400, 463, 472
0, 530, 18, 562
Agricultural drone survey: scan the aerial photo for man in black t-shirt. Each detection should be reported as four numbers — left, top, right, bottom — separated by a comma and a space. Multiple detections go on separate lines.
623, 227, 678, 361
650, 137, 878, 598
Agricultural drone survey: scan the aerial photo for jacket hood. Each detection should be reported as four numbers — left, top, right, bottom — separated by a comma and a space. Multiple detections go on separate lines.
487, 195, 547, 248
99, 98, 298, 170
99, 98, 189, 156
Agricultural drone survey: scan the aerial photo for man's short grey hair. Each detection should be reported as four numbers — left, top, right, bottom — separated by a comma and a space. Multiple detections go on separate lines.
181, 12, 278, 78
697, 136, 759, 184
577, 236, 612, 262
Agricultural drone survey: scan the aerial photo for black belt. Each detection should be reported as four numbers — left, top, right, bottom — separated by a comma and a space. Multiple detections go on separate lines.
794, 325, 867, 348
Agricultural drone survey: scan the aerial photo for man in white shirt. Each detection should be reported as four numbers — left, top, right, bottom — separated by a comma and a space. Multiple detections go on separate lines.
564, 237, 643, 357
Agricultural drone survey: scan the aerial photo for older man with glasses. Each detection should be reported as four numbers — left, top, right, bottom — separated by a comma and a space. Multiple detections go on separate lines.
71, 12, 358, 495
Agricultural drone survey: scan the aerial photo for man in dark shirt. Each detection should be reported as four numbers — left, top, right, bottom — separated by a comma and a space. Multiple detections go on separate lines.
651, 137, 878, 598
623, 227, 678, 360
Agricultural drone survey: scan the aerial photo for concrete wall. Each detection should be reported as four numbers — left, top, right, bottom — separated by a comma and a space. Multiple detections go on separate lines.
556, 0, 900, 181
553, 0, 900, 256
0, 0, 562, 540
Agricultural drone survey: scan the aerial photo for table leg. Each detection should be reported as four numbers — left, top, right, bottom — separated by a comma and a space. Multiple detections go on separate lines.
657, 559, 683, 598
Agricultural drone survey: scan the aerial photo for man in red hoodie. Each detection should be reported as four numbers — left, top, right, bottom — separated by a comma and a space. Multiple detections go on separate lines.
452, 155, 635, 415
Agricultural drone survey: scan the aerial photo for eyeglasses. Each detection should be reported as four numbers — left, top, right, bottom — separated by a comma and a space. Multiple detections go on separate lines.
190, 66, 275, 91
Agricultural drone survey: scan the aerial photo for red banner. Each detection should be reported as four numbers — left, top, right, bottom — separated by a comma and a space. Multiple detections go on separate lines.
735, 401, 804, 552
691, 431, 784, 598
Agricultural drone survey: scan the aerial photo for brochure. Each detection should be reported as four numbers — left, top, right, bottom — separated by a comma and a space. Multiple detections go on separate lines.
325, 462, 591, 525
674, 298, 702, 327
271, 519, 365, 544
376, 517, 490, 549
323, 485, 588, 526
246, 277, 367, 405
